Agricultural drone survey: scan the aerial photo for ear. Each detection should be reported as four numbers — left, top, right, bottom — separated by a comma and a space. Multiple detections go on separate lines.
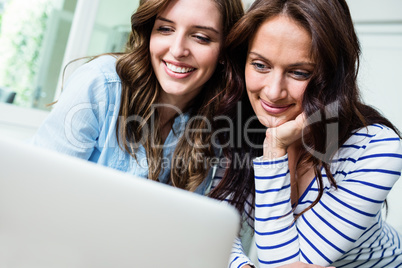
218, 54, 225, 65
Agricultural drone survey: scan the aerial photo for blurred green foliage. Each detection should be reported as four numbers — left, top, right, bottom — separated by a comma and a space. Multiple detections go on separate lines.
0, 0, 54, 107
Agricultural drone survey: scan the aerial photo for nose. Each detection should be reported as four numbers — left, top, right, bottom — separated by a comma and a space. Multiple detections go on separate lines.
169, 34, 190, 58
263, 72, 287, 102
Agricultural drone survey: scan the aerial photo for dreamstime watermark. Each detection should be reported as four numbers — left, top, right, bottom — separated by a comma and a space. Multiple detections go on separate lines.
63, 100, 340, 165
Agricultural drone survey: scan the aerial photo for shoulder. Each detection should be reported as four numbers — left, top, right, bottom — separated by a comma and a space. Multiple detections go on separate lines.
61, 55, 122, 105
345, 124, 401, 149
329, 124, 402, 187
337, 124, 402, 165
75, 55, 120, 83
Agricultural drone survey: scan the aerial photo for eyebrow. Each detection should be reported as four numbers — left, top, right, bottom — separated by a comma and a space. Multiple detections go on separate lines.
156, 16, 220, 34
249, 52, 315, 67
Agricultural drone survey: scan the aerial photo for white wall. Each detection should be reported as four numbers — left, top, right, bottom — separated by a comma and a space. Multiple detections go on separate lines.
349, 0, 402, 131
348, 0, 402, 234
242, 0, 254, 10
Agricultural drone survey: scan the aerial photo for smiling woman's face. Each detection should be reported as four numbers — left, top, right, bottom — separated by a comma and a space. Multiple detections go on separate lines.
149, 0, 223, 108
245, 14, 315, 128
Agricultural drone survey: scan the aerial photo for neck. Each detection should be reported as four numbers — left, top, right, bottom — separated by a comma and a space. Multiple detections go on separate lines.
157, 96, 192, 134
158, 89, 198, 115
158, 107, 176, 144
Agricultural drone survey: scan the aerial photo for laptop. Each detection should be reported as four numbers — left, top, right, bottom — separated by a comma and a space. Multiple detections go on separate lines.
0, 137, 240, 268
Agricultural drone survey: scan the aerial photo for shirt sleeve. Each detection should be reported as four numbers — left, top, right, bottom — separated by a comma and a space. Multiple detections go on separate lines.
30, 60, 110, 160
211, 164, 256, 268
229, 237, 256, 268
253, 126, 402, 267
253, 155, 298, 267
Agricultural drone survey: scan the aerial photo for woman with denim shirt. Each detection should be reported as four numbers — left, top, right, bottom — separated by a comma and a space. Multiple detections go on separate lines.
31, 0, 243, 195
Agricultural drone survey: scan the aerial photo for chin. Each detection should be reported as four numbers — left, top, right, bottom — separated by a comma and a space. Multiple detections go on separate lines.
258, 116, 287, 129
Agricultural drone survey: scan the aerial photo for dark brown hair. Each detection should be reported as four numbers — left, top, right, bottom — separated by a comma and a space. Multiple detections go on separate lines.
115, 0, 244, 190
211, 0, 400, 217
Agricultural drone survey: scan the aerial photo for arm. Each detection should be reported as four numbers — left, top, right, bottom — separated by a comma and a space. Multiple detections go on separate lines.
253, 154, 297, 266
254, 123, 402, 266
229, 237, 256, 268
210, 164, 256, 268
212, 158, 334, 268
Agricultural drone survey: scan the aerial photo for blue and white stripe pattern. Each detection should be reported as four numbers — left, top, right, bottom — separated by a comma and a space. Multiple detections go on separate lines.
211, 166, 256, 268
226, 124, 402, 267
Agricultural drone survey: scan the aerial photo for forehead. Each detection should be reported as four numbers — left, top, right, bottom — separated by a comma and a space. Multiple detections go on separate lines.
249, 15, 313, 62
159, 0, 222, 27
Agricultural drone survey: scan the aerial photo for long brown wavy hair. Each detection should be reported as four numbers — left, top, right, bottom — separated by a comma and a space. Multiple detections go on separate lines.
115, 0, 244, 191
211, 0, 400, 217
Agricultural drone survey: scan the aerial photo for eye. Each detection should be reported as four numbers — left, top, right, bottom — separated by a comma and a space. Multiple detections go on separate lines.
193, 34, 211, 44
289, 70, 311, 80
156, 26, 174, 34
250, 62, 269, 72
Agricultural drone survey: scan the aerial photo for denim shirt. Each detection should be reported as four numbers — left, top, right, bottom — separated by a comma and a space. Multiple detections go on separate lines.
31, 55, 213, 194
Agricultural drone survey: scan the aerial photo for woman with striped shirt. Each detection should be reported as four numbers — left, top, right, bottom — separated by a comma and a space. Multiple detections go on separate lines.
210, 0, 402, 267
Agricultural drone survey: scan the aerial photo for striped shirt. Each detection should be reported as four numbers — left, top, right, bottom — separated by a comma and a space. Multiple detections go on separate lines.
224, 124, 402, 268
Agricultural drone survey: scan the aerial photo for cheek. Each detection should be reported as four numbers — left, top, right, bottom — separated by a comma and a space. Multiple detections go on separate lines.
149, 38, 158, 61
246, 90, 256, 109
245, 69, 261, 94
149, 35, 166, 58
290, 82, 308, 104
198, 47, 220, 70
245, 67, 254, 91
149, 33, 156, 49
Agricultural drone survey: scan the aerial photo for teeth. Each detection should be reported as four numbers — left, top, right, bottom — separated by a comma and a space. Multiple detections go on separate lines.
166, 62, 195, 73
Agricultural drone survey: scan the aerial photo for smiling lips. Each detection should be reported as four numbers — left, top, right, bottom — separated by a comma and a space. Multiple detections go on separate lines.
260, 99, 293, 115
164, 61, 196, 78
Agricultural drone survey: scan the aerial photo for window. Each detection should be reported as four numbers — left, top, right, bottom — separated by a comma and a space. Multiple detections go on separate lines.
0, 0, 137, 110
